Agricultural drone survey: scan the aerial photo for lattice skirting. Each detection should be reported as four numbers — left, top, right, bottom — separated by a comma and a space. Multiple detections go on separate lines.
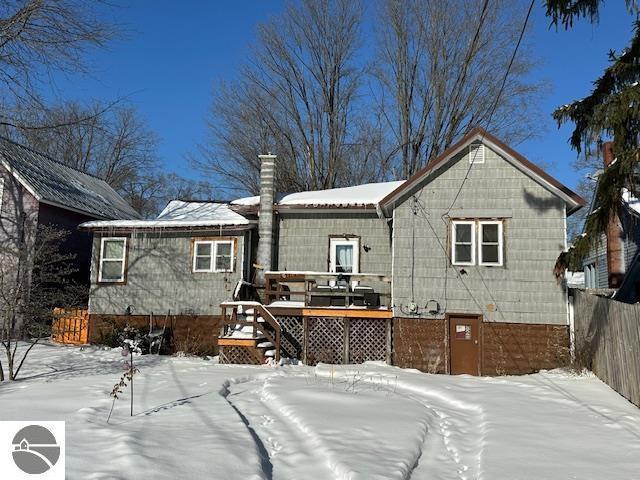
276, 315, 389, 366
349, 318, 388, 364
219, 345, 262, 365
307, 317, 345, 365
277, 316, 305, 359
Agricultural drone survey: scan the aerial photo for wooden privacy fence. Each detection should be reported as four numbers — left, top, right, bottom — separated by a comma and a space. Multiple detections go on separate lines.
573, 290, 640, 406
52, 308, 89, 345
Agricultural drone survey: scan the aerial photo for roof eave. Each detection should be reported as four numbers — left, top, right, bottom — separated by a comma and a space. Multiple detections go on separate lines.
378, 127, 586, 215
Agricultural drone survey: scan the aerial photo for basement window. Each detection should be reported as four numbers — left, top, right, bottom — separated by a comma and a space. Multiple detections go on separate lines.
98, 237, 127, 283
193, 240, 234, 273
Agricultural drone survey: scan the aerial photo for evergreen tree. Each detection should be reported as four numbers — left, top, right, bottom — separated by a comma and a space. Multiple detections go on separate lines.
546, 1, 640, 272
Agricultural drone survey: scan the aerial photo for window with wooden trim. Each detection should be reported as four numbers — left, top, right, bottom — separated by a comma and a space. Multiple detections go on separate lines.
329, 237, 360, 273
193, 240, 234, 273
479, 221, 503, 266
469, 143, 485, 164
451, 221, 476, 265
99, 237, 127, 282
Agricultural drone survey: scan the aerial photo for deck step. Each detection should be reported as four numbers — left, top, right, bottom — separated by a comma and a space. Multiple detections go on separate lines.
218, 337, 262, 347
257, 341, 273, 348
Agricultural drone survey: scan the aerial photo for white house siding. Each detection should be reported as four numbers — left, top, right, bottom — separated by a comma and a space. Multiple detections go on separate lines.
88, 231, 245, 316
392, 144, 568, 325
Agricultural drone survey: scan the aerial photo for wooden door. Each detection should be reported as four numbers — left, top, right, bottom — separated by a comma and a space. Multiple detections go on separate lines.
449, 315, 480, 375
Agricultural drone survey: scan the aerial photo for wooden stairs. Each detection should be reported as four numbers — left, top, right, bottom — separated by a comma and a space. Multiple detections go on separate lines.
218, 301, 281, 365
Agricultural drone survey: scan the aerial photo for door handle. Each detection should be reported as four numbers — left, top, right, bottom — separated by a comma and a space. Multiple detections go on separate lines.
474, 340, 478, 345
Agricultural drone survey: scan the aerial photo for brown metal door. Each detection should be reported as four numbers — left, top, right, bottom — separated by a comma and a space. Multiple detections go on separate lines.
449, 315, 480, 375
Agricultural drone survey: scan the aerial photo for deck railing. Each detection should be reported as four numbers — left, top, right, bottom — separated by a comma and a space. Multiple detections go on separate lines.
264, 271, 391, 309
219, 301, 281, 361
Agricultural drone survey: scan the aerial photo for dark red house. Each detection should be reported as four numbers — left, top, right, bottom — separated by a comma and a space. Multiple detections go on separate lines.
0, 137, 140, 295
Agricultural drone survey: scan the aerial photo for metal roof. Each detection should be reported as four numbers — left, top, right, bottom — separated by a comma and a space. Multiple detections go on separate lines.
0, 137, 140, 220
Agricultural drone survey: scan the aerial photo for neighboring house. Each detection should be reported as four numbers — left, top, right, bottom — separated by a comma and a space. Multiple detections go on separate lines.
581, 142, 640, 292
82, 128, 585, 375
0, 137, 140, 312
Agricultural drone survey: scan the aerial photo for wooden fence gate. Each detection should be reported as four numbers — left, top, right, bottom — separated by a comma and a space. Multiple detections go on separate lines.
52, 308, 89, 345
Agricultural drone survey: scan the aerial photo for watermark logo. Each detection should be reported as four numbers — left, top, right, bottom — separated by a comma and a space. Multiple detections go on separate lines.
0, 421, 65, 479
12, 425, 60, 474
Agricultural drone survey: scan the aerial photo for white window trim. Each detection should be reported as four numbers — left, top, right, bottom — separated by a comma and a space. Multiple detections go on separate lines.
213, 240, 234, 273
478, 221, 504, 266
329, 238, 360, 274
451, 221, 476, 266
451, 220, 476, 266
469, 143, 485, 164
193, 240, 235, 273
98, 237, 127, 283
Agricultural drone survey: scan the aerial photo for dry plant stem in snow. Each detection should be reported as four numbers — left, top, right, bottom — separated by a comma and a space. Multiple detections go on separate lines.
107, 345, 138, 423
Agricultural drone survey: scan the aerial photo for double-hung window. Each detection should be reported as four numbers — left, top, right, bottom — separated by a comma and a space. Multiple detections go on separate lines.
478, 221, 503, 266
452, 221, 476, 265
585, 263, 597, 288
451, 220, 504, 267
99, 237, 127, 283
193, 240, 234, 273
329, 237, 360, 274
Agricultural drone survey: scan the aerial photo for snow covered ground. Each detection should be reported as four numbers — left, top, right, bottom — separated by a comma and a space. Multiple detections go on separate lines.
1, 342, 639, 479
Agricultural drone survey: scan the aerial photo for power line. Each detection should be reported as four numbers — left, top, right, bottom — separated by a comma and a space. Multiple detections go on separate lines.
442, 0, 536, 219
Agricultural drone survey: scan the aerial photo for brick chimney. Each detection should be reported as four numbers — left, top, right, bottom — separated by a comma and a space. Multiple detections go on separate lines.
603, 141, 624, 288
255, 153, 276, 287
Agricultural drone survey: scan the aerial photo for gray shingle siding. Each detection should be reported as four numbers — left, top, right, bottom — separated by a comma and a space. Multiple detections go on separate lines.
583, 233, 608, 289
275, 212, 392, 274
582, 210, 640, 289
392, 144, 568, 324
88, 231, 245, 316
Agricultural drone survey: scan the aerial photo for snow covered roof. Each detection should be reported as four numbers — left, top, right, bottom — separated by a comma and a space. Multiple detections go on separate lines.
232, 181, 405, 208
81, 200, 254, 230
0, 137, 140, 220
565, 271, 585, 288
622, 189, 640, 215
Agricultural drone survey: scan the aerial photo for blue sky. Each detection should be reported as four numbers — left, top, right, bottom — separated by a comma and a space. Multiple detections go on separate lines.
48, 1, 634, 192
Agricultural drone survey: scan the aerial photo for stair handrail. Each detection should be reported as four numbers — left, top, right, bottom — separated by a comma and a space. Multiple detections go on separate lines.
220, 301, 281, 362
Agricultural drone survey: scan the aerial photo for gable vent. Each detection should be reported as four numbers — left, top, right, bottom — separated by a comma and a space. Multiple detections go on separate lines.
469, 143, 485, 164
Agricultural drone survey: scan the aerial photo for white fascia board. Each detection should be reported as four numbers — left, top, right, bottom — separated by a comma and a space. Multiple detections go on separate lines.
0, 157, 42, 202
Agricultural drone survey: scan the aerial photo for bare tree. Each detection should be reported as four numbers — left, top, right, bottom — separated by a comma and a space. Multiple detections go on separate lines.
121, 173, 218, 219
0, 0, 113, 131
374, 0, 542, 178
197, 0, 386, 194
14, 102, 157, 190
